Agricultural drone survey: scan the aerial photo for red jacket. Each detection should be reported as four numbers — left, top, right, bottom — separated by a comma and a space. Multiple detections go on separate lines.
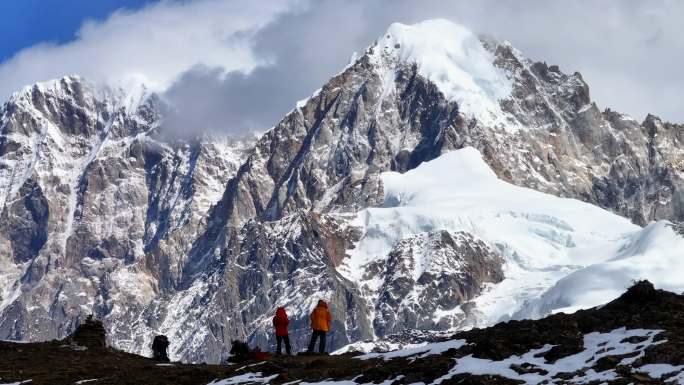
273, 307, 289, 337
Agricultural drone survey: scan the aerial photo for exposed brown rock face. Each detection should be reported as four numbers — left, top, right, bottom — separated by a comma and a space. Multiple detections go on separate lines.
309, 212, 361, 267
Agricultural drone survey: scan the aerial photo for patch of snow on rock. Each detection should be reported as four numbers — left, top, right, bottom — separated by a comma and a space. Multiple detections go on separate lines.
439, 328, 666, 384
207, 372, 278, 385
358, 338, 467, 361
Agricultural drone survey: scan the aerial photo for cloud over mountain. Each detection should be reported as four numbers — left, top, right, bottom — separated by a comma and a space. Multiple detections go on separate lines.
0, 0, 301, 101
0, 0, 682, 135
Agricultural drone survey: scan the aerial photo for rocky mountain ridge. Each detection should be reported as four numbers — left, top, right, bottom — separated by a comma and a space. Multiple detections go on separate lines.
1, 281, 683, 384
0, 19, 682, 363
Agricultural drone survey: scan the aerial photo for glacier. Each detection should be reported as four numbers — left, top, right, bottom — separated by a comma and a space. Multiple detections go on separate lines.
340, 147, 684, 332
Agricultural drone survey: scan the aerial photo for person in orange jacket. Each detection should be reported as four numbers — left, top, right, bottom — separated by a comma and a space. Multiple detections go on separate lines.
306, 299, 332, 354
272, 307, 291, 355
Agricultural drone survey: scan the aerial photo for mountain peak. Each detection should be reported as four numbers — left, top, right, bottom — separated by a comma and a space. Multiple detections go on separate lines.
5, 74, 151, 115
9, 75, 88, 103
367, 19, 515, 130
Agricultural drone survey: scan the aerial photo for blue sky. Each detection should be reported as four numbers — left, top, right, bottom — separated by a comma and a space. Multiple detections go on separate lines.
0, 0, 157, 61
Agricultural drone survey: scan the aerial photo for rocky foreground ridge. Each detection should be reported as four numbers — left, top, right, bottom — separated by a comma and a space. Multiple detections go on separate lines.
0, 281, 683, 384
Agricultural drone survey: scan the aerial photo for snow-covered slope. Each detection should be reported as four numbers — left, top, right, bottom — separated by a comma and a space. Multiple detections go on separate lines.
339, 147, 684, 333
514, 221, 684, 318
370, 20, 517, 130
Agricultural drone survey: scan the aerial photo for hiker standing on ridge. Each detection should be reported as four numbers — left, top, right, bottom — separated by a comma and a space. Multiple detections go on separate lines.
151, 335, 170, 362
307, 299, 332, 354
273, 306, 291, 355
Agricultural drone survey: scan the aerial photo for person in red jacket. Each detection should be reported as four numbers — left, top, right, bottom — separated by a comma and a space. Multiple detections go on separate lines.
272, 307, 291, 355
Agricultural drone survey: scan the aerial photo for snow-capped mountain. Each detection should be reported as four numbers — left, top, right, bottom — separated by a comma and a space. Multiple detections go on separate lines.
0, 19, 682, 363
0, 76, 255, 361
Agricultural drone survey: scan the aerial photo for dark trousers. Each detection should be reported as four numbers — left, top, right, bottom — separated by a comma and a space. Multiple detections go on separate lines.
276, 335, 291, 355
307, 330, 326, 354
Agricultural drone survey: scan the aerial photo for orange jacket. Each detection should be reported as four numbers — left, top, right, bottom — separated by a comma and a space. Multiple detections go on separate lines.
310, 300, 332, 332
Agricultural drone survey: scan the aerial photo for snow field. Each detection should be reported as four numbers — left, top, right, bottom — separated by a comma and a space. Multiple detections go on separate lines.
339, 147, 684, 330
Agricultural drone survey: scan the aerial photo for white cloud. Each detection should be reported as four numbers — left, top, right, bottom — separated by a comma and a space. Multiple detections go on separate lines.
0, 0, 302, 100
161, 0, 684, 135
1, 0, 682, 129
